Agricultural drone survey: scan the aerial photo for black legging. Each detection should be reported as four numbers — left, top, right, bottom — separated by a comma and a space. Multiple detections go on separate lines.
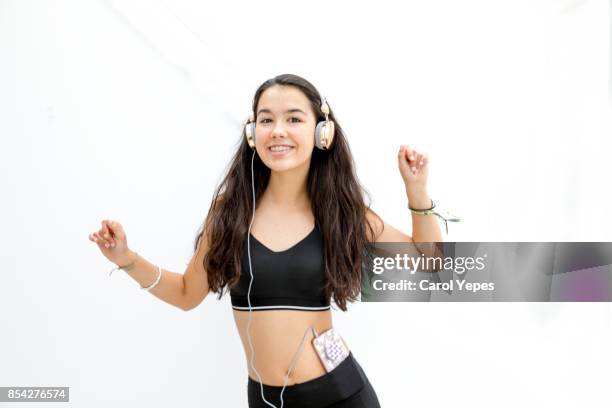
247, 352, 381, 407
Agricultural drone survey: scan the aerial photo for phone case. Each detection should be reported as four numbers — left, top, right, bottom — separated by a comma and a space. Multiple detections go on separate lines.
312, 328, 350, 372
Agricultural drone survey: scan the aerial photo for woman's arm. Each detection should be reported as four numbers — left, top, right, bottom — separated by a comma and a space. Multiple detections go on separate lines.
365, 208, 413, 243
365, 145, 443, 243
361, 145, 444, 271
115, 246, 209, 311
115, 250, 196, 311
405, 187, 443, 243
181, 231, 210, 310
363, 189, 442, 244
398, 144, 442, 243
91, 220, 210, 311
365, 208, 443, 271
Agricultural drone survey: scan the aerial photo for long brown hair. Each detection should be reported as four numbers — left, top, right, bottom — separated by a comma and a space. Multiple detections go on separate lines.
194, 74, 381, 311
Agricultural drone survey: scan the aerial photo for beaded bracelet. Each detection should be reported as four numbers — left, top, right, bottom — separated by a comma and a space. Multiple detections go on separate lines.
408, 198, 436, 215
407, 199, 461, 234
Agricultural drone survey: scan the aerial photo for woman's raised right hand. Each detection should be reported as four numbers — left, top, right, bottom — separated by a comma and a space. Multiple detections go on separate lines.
88, 219, 132, 266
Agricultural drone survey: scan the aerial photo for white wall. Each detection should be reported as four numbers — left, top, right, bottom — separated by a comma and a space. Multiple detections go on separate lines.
1, 0, 611, 406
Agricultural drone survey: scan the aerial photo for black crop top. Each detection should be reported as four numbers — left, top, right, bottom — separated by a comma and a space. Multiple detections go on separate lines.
229, 226, 331, 311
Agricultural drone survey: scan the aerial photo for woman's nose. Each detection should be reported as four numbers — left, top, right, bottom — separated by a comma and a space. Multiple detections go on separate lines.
271, 125, 288, 138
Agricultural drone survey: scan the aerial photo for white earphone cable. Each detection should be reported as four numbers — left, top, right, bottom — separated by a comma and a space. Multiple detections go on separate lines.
247, 150, 318, 408
246, 150, 277, 407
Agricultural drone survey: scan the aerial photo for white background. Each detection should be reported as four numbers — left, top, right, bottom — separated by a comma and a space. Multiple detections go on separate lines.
1, 0, 611, 406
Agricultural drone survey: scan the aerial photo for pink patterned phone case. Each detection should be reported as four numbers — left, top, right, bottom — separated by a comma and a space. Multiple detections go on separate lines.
312, 328, 350, 372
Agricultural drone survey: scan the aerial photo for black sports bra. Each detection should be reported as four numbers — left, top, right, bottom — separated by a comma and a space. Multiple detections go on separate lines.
229, 225, 331, 311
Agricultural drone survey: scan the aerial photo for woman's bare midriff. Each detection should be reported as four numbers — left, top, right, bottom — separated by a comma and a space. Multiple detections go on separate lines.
233, 309, 333, 386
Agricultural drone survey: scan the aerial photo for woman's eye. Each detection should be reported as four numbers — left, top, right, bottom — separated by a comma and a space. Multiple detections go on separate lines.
259, 118, 301, 124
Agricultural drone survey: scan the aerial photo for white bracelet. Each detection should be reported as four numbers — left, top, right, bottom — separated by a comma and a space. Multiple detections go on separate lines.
141, 265, 162, 291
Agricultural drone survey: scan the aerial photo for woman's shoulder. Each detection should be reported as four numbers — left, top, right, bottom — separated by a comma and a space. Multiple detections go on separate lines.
365, 208, 384, 242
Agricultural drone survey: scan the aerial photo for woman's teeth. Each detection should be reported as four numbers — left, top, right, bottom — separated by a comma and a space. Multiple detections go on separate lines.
269, 146, 293, 152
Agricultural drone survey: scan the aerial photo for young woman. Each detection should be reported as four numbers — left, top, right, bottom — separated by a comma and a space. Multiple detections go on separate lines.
89, 74, 443, 407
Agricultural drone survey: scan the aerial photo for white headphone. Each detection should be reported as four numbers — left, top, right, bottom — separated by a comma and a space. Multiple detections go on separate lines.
244, 97, 336, 151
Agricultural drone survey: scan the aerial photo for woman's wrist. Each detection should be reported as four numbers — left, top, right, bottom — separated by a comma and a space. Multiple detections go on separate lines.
405, 187, 431, 209
114, 249, 138, 269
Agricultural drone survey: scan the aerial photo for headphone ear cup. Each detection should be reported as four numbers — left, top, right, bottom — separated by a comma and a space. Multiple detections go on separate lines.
314, 121, 324, 149
315, 120, 335, 150
245, 122, 256, 150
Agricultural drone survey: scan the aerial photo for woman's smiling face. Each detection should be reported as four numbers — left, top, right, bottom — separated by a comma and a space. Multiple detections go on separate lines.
255, 85, 317, 172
